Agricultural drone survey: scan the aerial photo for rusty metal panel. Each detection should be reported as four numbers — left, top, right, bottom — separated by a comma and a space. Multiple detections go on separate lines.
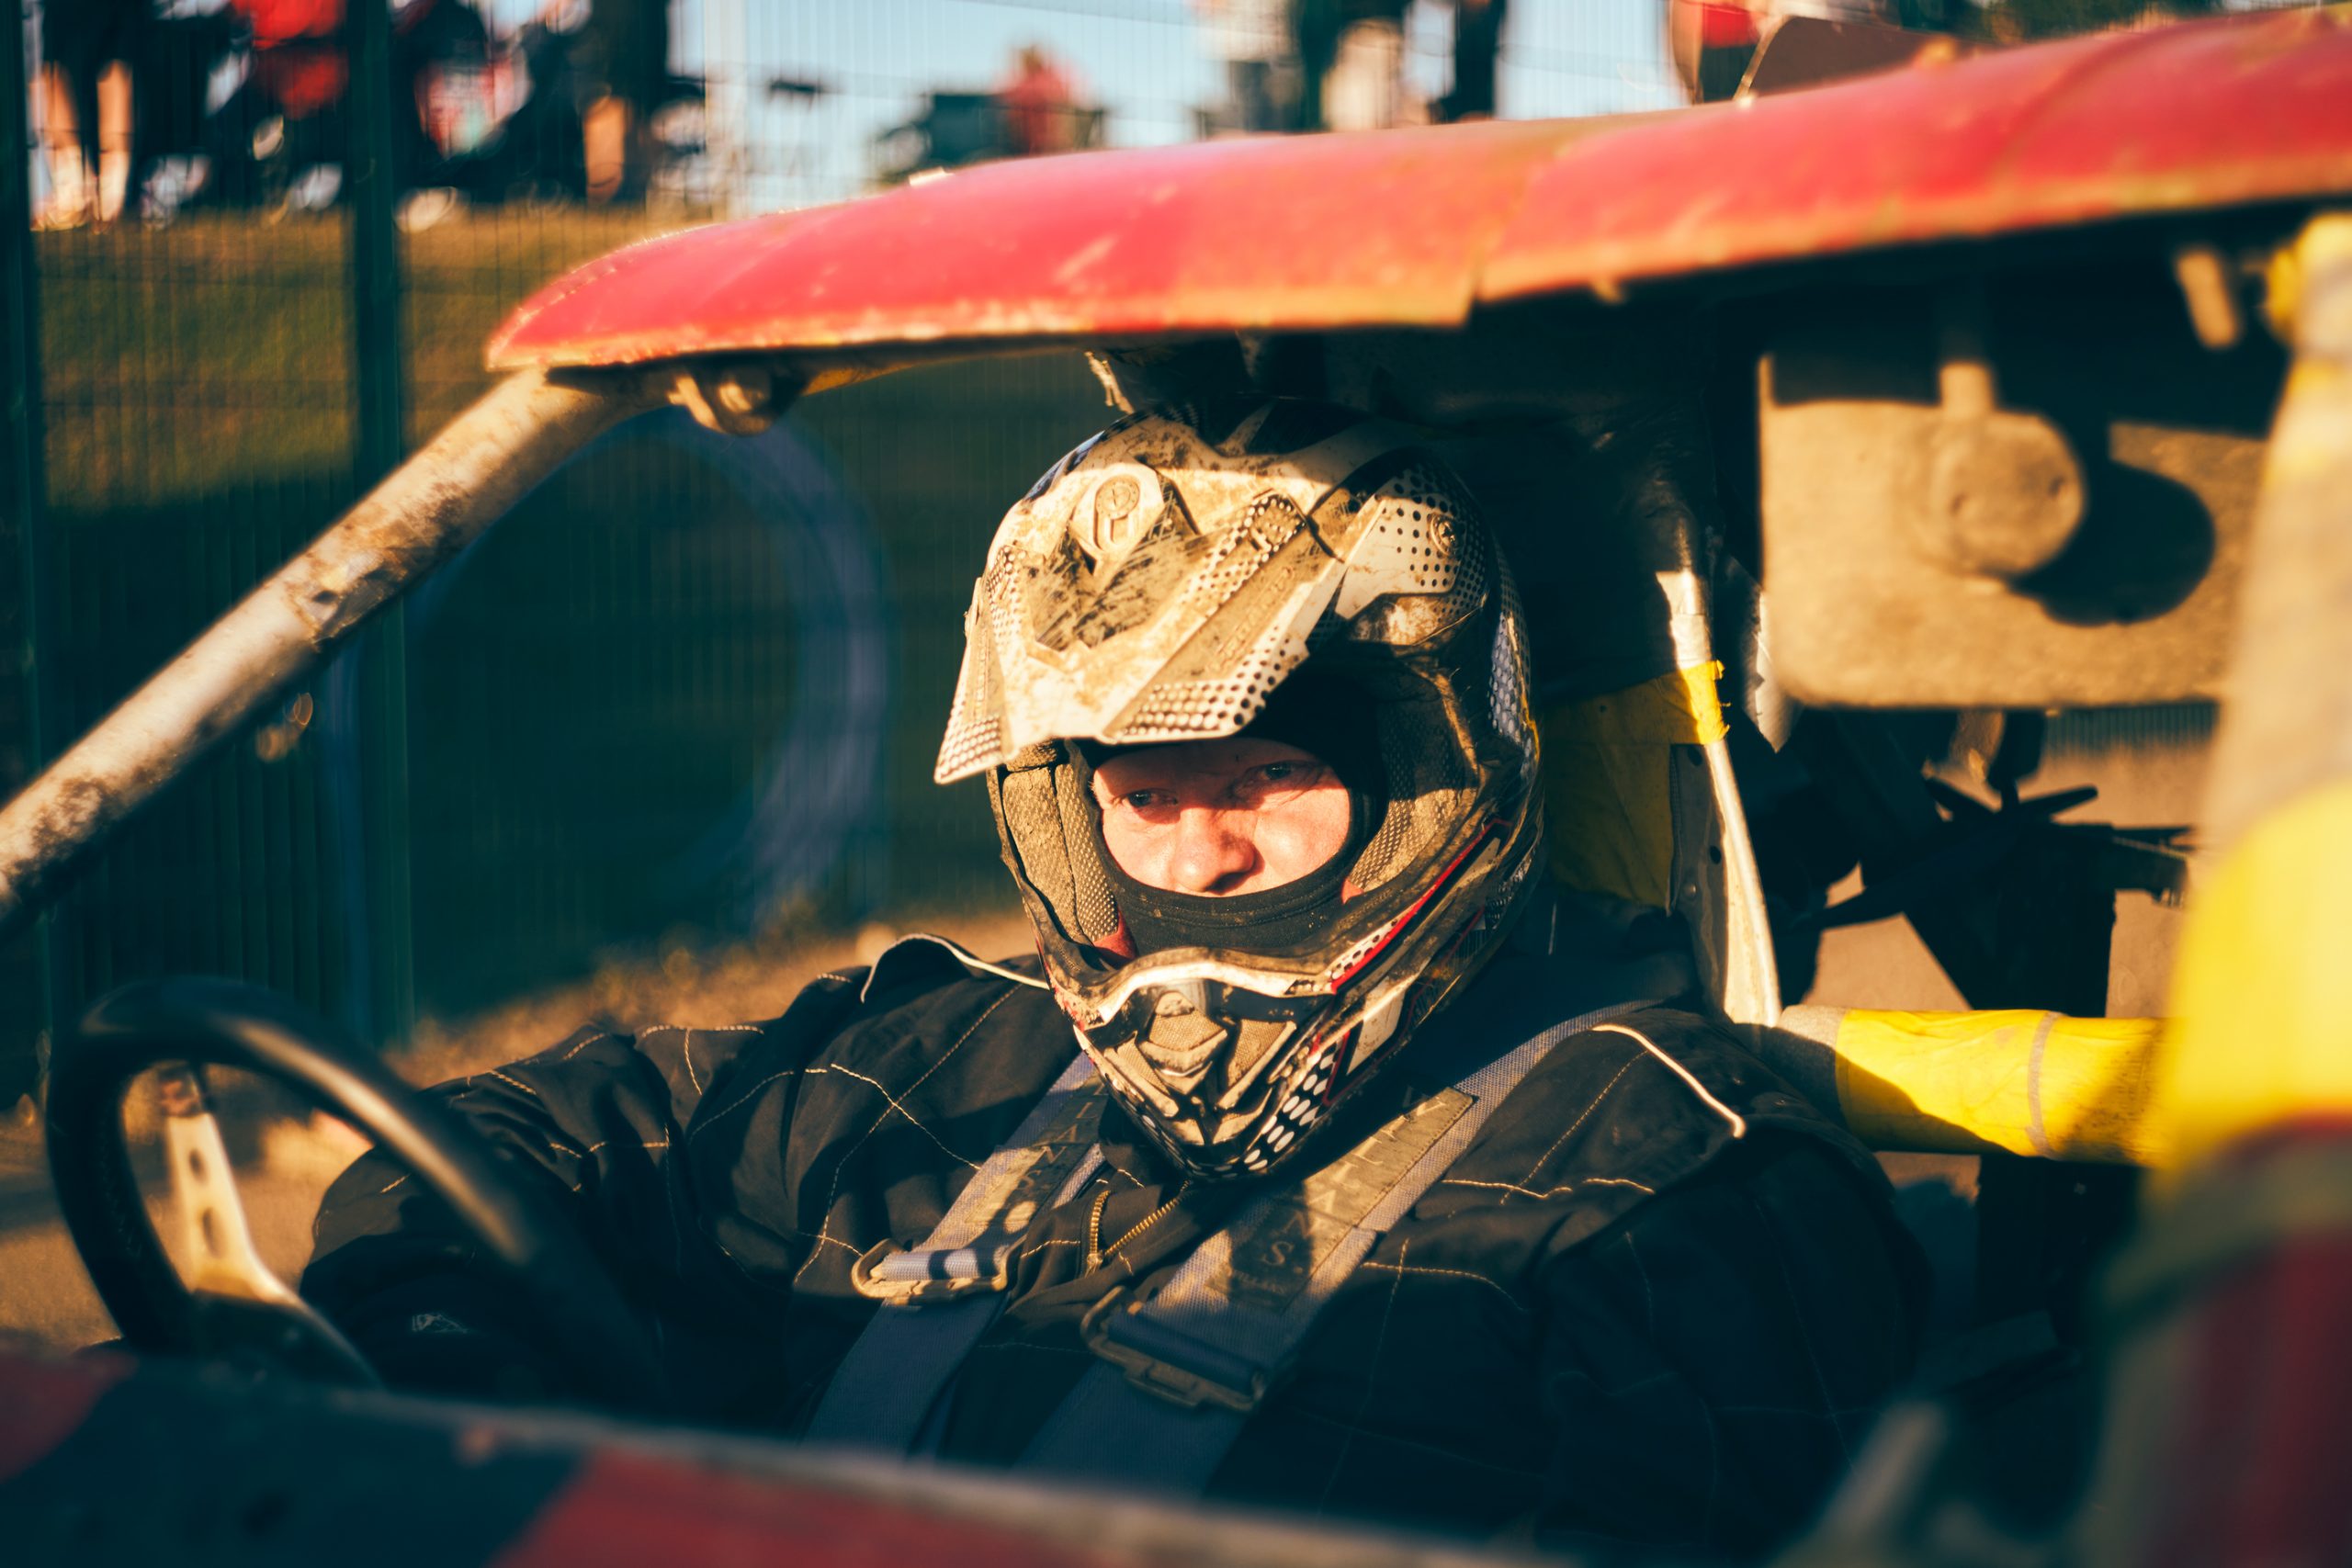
490, 10, 2352, 376
486, 119, 1601, 370
1485, 8, 2352, 303
1756, 266, 2278, 710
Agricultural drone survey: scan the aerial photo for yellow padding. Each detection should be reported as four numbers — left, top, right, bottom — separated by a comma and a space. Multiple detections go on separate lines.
1831, 1010, 2168, 1166
1539, 663, 1727, 909
2158, 780, 2352, 1171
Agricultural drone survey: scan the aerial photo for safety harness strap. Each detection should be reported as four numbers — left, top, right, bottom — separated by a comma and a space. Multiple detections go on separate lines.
808, 897, 1693, 1480
1020, 986, 1668, 1490
803, 1050, 1104, 1450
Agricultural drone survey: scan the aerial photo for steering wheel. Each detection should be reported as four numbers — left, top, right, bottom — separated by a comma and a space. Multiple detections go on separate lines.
45, 977, 671, 1409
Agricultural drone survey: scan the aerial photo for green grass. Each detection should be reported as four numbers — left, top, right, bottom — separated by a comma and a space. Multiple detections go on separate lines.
35, 208, 672, 505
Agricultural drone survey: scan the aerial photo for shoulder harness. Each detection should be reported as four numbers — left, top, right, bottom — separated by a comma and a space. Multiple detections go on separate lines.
805, 917, 1702, 1490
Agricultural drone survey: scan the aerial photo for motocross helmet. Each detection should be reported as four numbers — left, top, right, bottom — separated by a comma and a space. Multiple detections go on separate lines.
936, 398, 1542, 1179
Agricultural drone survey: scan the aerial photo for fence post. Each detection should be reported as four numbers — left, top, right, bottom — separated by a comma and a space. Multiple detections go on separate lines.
346, 0, 416, 1046
3, 1, 59, 1099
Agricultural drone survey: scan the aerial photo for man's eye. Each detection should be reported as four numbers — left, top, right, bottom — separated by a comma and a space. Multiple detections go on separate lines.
1235, 761, 1319, 803
1124, 791, 1161, 810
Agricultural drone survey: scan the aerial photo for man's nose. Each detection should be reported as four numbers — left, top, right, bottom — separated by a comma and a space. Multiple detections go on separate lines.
1166, 807, 1257, 894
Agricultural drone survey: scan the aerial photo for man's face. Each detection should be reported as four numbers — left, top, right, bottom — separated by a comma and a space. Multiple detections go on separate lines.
1090, 739, 1351, 896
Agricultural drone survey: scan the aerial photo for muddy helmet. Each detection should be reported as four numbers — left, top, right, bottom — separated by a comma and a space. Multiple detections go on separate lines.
936, 398, 1543, 1179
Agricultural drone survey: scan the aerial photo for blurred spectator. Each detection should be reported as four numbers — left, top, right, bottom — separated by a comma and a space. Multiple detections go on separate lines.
401, 0, 496, 178
237, 0, 346, 122
182, 0, 334, 208
196, 0, 486, 207
1294, 0, 1410, 132
1437, 0, 1508, 121
1195, 0, 1291, 133
1323, 0, 1410, 130
998, 43, 1082, 156
1290, 0, 1340, 129
37, 0, 153, 227
132, 5, 243, 212
564, 0, 673, 203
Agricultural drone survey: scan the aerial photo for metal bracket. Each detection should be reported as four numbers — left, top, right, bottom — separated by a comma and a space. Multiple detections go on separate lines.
849, 1235, 1014, 1306
154, 1063, 375, 1384
1757, 268, 2273, 709
670, 362, 784, 436
1079, 1287, 1273, 1414
1912, 284, 2086, 583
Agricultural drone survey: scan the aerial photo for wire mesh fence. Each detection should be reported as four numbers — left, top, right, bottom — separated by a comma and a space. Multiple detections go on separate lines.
0, 0, 2281, 1092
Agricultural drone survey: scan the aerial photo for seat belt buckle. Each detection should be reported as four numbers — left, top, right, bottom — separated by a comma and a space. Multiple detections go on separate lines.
1080, 1287, 1275, 1414
850, 1236, 1014, 1305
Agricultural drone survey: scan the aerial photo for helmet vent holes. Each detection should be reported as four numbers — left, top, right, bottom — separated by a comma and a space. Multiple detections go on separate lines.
1192, 492, 1306, 608
1343, 463, 1475, 604
1120, 624, 1297, 742
936, 714, 1002, 782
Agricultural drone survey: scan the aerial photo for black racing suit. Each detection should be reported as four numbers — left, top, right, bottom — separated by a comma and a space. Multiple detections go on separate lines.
305, 934, 1926, 1557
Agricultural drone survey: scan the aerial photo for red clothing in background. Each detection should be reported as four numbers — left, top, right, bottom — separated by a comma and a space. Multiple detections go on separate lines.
1000, 52, 1079, 156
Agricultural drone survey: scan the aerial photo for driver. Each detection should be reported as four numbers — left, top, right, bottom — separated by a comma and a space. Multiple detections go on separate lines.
306, 399, 1924, 1555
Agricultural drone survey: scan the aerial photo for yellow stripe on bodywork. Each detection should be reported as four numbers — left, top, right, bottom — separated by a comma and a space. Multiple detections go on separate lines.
1783, 1007, 2169, 1165
1539, 662, 1727, 909
2156, 780, 2352, 1171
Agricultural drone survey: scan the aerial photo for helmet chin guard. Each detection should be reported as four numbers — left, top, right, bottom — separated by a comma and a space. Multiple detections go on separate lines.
944, 398, 1544, 1179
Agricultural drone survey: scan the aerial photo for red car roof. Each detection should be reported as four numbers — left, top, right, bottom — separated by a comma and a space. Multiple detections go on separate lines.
488, 7, 2352, 374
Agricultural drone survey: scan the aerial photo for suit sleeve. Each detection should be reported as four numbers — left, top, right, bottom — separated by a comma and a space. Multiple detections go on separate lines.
300, 976, 860, 1402
1532, 1134, 1928, 1556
